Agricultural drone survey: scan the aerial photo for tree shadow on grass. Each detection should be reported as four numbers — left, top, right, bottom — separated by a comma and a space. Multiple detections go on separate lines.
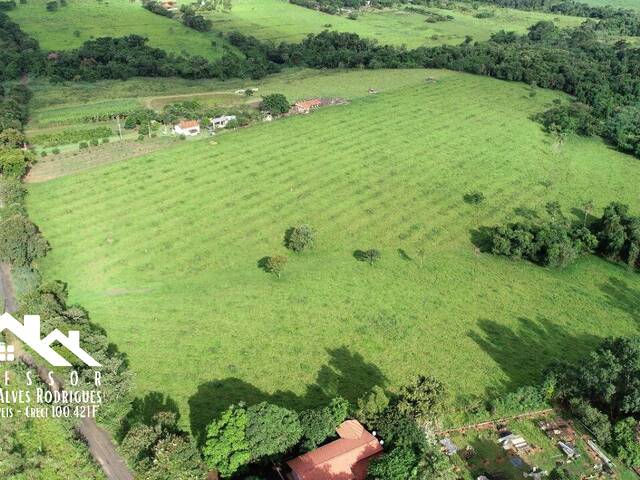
570, 207, 598, 227
513, 206, 538, 221
397, 248, 412, 261
256, 256, 270, 273
119, 391, 180, 440
600, 276, 640, 324
468, 316, 601, 397
469, 226, 495, 252
188, 346, 387, 447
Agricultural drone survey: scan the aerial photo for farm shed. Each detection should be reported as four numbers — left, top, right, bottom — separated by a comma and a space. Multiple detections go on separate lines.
211, 115, 237, 129
286, 420, 382, 480
440, 437, 458, 456
498, 433, 529, 453
161, 1, 178, 11
293, 99, 322, 114
174, 120, 200, 136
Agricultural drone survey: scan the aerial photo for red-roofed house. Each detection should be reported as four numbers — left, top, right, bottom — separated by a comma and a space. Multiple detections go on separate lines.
294, 99, 323, 114
286, 420, 383, 480
174, 120, 200, 136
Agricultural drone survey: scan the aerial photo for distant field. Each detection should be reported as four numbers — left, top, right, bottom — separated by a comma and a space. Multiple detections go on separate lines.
581, 0, 639, 9
28, 69, 640, 436
207, 0, 584, 47
7, 0, 229, 60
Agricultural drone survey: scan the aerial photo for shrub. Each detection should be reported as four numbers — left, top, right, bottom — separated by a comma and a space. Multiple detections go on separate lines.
78, 142, 88, 149
101, 138, 109, 144
40, 150, 47, 157
0, 148, 31, 178
137, 134, 145, 141
284, 224, 316, 252
90, 138, 99, 146
52, 148, 60, 154
356, 249, 381, 265
367, 447, 419, 480
46, 0, 57, 11
569, 398, 612, 446
464, 191, 485, 205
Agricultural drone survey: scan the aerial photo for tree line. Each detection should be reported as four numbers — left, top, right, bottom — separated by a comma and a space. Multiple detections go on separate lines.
4, 9, 640, 160
488, 201, 640, 271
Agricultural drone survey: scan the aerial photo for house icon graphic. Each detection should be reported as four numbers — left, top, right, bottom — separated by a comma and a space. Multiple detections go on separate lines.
0, 313, 101, 367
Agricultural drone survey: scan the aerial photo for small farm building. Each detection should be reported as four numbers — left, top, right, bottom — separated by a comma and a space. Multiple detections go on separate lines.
211, 115, 237, 129
286, 420, 382, 480
294, 99, 322, 114
174, 120, 200, 136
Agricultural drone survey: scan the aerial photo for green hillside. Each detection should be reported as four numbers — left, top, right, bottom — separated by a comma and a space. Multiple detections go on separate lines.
7, 0, 229, 60
207, 0, 584, 47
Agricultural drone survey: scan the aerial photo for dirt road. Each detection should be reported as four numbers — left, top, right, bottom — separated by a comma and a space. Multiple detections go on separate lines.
0, 262, 134, 480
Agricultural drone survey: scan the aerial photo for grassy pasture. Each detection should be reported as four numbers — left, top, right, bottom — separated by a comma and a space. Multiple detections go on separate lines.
27, 70, 640, 437
7, 0, 229, 60
581, 0, 640, 9
207, 0, 584, 47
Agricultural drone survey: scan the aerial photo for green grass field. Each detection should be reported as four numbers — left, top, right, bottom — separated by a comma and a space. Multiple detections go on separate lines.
7, 0, 229, 61
27, 70, 640, 438
207, 0, 584, 47
582, 0, 639, 9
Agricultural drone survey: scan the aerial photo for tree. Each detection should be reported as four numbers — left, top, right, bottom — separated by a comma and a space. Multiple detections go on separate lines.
376, 407, 427, 451
203, 405, 251, 478
300, 408, 338, 450
569, 398, 612, 446
355, 386, 390, 428
606, 104, 640, 157
265, 255, 287, 278
367, 447, 419, 480
245, 402, 302, 460
395, 375, 447, 423
284, 224, 316, 252
300, 397, 350, 450
0, 214, 50, 266
260, 94, 289, 115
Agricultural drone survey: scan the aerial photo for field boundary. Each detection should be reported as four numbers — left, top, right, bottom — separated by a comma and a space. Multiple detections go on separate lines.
438, 408, 554, 435
0, 262, 134, 480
